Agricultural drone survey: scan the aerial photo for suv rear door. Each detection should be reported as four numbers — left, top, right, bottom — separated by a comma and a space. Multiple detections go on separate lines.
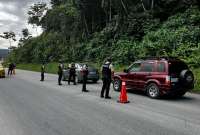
168, 60, 189, 84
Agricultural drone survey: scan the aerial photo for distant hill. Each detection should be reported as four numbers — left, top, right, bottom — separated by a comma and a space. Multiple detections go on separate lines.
0, 49, 9, 59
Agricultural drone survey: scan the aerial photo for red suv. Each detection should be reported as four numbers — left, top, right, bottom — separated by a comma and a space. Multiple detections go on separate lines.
113, 57, 194, 98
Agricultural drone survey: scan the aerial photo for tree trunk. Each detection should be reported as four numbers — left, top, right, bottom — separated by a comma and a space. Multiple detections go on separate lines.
151, 0, 154, 9
120, 0, 128, 14
83, 14, 89, 37
9, 39, 12, 52
109, 0, 112, 22
141, 0, 147, 11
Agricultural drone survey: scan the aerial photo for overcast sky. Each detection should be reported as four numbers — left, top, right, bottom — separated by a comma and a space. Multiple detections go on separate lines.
0, 0, 50, 49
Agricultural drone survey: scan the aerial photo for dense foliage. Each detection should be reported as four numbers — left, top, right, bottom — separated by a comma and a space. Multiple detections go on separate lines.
6, 0, 200, 67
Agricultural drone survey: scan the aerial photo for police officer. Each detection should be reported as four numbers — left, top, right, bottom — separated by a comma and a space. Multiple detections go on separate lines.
58, 63, 63, 85
7, 63, 12, 76
8, 63, 14, 76
68, 63, 76, 85
40, 63, 45, 81
82, 64, 89, 92
100, 58, 114, 99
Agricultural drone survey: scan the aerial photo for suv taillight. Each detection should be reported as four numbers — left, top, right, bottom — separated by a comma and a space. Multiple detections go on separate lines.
165, 76, 171, 84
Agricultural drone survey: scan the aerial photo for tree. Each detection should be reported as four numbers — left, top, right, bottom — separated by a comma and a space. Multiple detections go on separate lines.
18, 28, 32, 47
22, 28, 31, 39
28, 2, 47, 35
0, 31, 16, 51
51, 0, 64, 7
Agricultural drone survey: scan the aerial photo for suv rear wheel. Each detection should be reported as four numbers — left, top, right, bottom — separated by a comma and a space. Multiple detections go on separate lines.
113, 78, 121, 92
146, 83, 160, 99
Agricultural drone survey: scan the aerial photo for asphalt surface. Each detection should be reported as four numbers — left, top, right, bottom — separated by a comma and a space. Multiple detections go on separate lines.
0, 69, 200, 135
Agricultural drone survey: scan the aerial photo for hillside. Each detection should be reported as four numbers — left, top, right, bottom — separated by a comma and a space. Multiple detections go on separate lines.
6, 0, 200, 67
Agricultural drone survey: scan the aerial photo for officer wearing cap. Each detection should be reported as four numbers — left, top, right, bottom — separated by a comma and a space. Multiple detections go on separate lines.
100, 57, 114, 99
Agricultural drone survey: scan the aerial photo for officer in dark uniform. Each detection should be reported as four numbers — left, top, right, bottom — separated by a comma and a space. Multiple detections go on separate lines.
82, 64, 89, 92
58, 63, 63, 85
8, 63, 14, 76
68, 63, 76, 85
100, 58, 114, 99
7, 63, 12, 76
40, 63, 45, 81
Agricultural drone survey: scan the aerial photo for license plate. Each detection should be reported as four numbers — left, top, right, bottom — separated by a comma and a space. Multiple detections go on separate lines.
171, 78, 178, 82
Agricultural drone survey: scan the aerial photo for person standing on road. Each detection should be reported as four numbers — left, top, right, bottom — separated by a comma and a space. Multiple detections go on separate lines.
82, 64, 89, 92
100, 58, 114, 99
40, 63, 45, 81
58, 63, 63, 85
8, 63, 14, 76
68, 63, 76, 85
7, 63, 12, 76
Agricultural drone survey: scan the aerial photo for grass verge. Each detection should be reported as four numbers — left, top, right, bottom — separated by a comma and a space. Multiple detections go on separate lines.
16, 63, 200, 93
16, 63, 59, 74
192, 68, 200, 93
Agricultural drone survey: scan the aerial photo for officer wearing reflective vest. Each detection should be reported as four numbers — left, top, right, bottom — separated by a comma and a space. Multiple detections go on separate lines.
100, 58, 114, 99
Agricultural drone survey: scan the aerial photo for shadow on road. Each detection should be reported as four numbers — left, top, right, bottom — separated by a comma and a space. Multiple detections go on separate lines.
162, 96, 196, 102
126, 89, 196, 101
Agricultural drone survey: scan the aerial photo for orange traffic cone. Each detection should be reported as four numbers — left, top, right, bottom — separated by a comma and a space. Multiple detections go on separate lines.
117, 81, 129, 103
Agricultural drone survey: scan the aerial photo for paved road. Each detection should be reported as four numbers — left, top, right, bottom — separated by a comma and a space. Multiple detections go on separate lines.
0, 70, 200, 135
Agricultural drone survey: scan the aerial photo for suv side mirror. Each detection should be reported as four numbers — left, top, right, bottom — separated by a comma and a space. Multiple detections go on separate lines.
124, 69, 128, 73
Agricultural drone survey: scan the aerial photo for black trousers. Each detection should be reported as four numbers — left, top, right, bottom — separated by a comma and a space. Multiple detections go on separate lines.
101, 78, 111, 97
41, 72, 44, 81
68, 73, 76, 85
82, 75, 87, 91
58, 74, 63, 85
8, 69, 13, 75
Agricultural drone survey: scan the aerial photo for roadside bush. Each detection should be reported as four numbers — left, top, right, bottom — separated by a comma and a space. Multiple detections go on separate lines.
142, 7, 200, 67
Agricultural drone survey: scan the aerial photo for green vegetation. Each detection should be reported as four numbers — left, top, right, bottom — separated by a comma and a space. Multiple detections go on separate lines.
192, 69, 200, 93
4, 0, 200, 92
16, 63, 58, 74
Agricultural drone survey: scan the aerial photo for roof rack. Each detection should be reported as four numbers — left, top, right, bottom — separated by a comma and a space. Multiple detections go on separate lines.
141, 56, 178, 60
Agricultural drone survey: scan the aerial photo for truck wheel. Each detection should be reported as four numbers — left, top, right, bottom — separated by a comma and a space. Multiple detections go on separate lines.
146, 83, 160, 99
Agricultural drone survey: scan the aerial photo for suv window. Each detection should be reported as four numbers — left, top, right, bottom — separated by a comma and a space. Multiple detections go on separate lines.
157, 62, 166, 72
128, 63, 141, 72
141, 62, 155, 72
169, 61, 188, 74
